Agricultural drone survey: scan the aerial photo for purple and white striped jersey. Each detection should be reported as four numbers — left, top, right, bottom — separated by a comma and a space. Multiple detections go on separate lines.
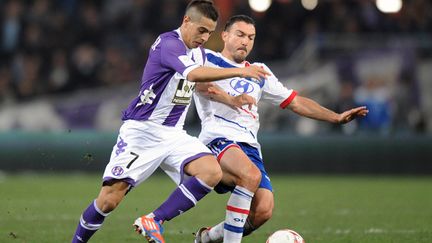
122, 29, 205, 129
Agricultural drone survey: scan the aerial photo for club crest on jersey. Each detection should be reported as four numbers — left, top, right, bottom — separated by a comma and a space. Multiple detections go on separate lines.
136, 84, 156, 107
111, 166, 124, 176
230, 79, 254, 94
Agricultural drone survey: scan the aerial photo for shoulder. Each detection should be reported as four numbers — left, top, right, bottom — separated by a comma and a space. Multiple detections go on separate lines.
160, 30, 180, 40
204, 48, 218, 56
159, 31, 186, 53
198, 46, 206, 58
252, 62, 276, 77
251, 62, 270, 71
205, 51, 236, 68
204, 49, 220, 62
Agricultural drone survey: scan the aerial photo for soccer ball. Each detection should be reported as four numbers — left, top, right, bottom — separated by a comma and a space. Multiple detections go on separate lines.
266, 229, 305, 243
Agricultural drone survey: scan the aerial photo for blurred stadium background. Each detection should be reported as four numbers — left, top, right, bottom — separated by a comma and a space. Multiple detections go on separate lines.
0, 0, 431, 242
0, 0, 431, 173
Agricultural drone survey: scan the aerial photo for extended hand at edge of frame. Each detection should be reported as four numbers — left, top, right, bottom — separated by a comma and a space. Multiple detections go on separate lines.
288, 95, 369, 124
336, 106, 369, 124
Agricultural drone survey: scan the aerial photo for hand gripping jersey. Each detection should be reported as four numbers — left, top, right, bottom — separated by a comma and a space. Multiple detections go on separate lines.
122, 29, 205, 129
194, 50, 297, 149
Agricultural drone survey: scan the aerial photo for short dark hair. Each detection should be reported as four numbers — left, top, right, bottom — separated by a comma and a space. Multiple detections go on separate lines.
186, 0, 219, 22
224, 15, 255, 31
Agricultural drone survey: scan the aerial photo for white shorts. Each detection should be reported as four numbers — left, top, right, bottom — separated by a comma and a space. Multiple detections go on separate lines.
102, 120, 213, 186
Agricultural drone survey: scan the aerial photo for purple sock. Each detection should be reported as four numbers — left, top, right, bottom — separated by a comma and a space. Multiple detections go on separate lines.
153, 177, 212, 222
72, 200, 109, 243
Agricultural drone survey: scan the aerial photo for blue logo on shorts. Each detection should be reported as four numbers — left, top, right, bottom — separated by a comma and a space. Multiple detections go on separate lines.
115, 137, 128, 156
111, 166, 124, 176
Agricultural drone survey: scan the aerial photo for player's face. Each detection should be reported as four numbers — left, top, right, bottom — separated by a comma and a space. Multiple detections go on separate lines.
222, 21, 256, 63
182, 15, 216, 49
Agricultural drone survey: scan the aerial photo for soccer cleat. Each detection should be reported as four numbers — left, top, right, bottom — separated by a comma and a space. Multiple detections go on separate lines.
193, 227, 211, 243
133, 216, 165, 243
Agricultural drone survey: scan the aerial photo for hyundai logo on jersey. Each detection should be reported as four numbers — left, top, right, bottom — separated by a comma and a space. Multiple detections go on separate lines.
230, 79, 254, 94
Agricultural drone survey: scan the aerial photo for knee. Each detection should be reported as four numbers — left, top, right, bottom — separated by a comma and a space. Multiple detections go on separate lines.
197, 161, 222, 187
96, 191, 125, 213
258, 207, 273, 223
252, 203, 273, 227
236, 166, 261, 191
97, 196, 120, 213
205, 164, 223, 187
96, 181, 129, 213
186, 156, 223, 187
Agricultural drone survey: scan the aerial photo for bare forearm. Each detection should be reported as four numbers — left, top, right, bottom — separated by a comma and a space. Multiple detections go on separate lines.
188, 65, 269, 82
289, 96, 339, 123
205, 86, 233, 104
196, 82, 234, 106
196, 83, 255, 109
187, 67, 241, 82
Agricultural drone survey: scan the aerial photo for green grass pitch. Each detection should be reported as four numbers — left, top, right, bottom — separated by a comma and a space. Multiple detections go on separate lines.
1, 173, 431, 242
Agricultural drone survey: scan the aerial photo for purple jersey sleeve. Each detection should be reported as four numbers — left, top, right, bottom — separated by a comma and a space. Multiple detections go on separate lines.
160, 36, 199, 77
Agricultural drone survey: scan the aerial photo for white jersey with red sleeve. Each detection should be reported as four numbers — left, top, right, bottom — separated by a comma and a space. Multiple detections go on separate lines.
194, 50, 297, 149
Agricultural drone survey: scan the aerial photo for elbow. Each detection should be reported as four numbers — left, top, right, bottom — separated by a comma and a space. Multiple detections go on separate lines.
187, 71, 206, 82
187, 72, 199, 82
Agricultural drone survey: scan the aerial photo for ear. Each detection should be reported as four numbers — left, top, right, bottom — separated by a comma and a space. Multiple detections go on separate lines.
221, 31, 228, 42
183, 15, 191, 25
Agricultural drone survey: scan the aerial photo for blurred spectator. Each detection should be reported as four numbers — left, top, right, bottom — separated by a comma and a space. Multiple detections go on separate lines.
11, 52, 44, 100
394, 70, 426, 133
48, 49, 71, 93
354, 77, 392, 134
1, 0, 24, 58
98, 45, 135, 85
70, 43, 101, 89
45, 9, 74, 50
75, 3, 104, 46
0, 66, 14, 104
21, 23, 46, 55
27, 0, 51, 26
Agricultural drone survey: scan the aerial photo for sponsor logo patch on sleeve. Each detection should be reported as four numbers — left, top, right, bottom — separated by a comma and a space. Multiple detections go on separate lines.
178, 55, 195, 67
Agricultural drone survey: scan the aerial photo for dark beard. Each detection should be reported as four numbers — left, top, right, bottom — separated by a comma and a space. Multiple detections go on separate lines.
233, 54, 245, 63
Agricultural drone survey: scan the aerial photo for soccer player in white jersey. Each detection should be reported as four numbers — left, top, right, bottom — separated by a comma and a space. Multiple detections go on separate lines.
71, 2, 269, 243
193, 15, 369, 243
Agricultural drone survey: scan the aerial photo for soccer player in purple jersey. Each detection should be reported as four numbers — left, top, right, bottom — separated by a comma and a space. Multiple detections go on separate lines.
192, 15, 369, 243
71, 2, 268, 243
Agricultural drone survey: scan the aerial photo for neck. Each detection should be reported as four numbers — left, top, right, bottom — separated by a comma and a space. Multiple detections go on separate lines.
221, 49, 244, 64
179, 26, 191, 49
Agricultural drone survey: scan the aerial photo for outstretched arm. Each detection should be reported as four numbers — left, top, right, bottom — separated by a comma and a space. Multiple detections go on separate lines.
196, 82, 256, 110
187, 65, 269, 83
287, 95, 368, 124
